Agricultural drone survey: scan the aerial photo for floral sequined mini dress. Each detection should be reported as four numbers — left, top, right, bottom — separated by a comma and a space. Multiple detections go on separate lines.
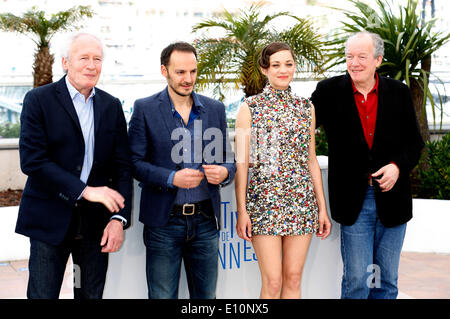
245, 84, 319, 236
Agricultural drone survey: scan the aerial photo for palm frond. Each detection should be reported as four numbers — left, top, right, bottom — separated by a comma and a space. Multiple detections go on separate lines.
0, 5, 94, 87
277, 17, 324, 73
324, 0, 450, 139
0, 5, 94, 47
192, 2, 326, 98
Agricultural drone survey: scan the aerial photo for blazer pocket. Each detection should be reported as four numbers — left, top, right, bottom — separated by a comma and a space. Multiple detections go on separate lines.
141, 183, 164, 193
150, 185, 164, 192
22, 187, 52, 200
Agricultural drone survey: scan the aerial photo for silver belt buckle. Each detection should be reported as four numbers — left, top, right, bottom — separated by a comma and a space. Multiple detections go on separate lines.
182, 203, 195, 215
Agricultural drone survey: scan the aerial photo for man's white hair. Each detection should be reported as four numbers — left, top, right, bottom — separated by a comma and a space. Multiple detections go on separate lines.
60, 32, 105, 73
344, 31, 384, 58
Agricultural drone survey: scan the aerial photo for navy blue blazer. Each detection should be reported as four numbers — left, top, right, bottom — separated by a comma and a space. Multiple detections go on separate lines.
128, 88, 236, 228
16, 76, 133, 245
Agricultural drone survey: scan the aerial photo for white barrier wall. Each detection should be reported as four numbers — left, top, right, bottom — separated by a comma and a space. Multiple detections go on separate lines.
103, 156, 343, 299
0, 206, 30, 262
0, 138, 27, 191
3, 155, 449, 296
402, 199, 450, 254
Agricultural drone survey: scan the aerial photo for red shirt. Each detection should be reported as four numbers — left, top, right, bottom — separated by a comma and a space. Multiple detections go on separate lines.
351, 74, 399, 175
351, 74, 379, 149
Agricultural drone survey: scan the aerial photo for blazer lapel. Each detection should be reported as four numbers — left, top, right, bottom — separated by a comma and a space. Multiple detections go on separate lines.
55, 76, 83, 134
371, 74, 384, 152
93, 91, 102, 137
199, 101, 208, 149
158, 89, 178, 146
343, 73, 370, 151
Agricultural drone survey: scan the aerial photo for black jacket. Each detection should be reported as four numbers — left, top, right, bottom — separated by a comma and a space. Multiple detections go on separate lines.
16, 76, 133, 245
311, 73, 424, 227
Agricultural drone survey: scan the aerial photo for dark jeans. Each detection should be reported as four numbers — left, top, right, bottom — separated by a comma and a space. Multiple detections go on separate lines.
143, 202, 219, 299
27, 210, 108, 299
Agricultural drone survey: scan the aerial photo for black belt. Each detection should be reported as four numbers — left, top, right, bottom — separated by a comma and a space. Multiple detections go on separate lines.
369, 175, 382, 187
172, 199, 212, 216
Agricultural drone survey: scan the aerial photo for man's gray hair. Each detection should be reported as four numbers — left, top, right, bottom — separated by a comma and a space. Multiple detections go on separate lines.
60, 32, 104, 73
344, 31, 384, 58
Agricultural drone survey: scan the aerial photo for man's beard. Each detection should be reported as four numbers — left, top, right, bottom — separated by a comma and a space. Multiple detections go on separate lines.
169, 83, 193, 97
167, 72, 194, 97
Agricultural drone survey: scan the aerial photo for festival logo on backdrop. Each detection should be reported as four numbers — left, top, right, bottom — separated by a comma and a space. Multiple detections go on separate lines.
219, 201, 257, 270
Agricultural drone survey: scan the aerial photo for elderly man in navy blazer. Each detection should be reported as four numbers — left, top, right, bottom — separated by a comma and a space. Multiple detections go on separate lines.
16, 33, 132, 299
311, 32, 424, 299
128, 42, 236, 299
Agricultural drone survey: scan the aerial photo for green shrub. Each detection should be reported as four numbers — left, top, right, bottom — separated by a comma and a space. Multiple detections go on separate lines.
227, 118, 236, 129
416, 133, 449, 199
315, 127, 328, 156
0, 122, 20, 138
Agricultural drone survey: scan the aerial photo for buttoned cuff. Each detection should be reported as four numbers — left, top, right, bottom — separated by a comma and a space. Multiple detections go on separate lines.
167, 170, 176, 189
111, 215, 127, 227
77, 186, 87, 201
219, 168, 231, 186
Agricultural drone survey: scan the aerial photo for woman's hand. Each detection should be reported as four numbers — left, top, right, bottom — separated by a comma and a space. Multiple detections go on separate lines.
316, 209, 331, 240
236, 210, 253, 242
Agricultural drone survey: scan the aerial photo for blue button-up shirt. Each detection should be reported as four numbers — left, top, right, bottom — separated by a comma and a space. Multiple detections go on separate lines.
66, 77, 127, 225
167, 92, 211, 205
65, 76, 95, 185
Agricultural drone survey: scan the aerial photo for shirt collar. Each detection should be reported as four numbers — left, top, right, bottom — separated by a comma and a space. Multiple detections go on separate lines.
166, 86, 204, 115
351, 72, 379, 95
65, 76, 96, 101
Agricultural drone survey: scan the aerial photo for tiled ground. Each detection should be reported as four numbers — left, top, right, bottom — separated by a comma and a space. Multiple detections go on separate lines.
0, 259, 74, 299
398, 252, 450, 299
1, 251, 449, 299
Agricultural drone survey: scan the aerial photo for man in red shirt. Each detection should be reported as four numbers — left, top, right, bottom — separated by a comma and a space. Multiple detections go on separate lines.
311, 32, 424, 299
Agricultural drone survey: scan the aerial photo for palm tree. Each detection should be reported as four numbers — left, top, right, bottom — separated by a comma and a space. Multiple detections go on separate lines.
324, 0, 450, 143
192, 3, 324, 99
0, 6, 94, 88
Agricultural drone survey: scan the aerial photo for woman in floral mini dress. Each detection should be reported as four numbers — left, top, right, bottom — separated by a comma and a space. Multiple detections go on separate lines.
235, 42, 331, 299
